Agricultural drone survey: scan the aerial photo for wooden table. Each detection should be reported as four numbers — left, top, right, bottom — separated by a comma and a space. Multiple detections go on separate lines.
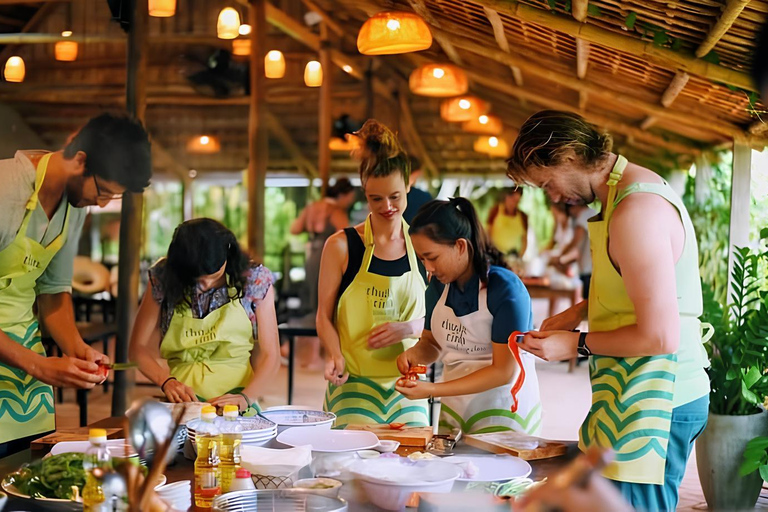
0, 418, 579, 511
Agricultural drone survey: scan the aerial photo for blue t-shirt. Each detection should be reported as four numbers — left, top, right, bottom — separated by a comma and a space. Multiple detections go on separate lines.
425, 265, 533, 343
403, 187, 433, 225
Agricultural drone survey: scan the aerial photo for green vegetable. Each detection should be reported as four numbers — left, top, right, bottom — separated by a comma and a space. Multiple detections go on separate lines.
7, 453, 87, 500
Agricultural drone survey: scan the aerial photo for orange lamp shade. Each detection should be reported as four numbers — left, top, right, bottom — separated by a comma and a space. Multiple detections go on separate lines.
440, 96, 489, 122
232, 39, 250, 56
55, 32, 78, 62
149, 0, 176, 17
187, 135, 221, 154
357, 11, 432, 55
4, 56, 24, 83
217, 7, 241, 39
408, 63, 468, 97
474, 136, 509, 158
462, 114, 503, 135
304, 60, 323, 87
265, 50, 285, 79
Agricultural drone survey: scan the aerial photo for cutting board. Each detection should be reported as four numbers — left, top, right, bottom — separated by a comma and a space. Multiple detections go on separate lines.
345, 424, 433, 448
464, 432, 567, 460
31, 427, 124, 451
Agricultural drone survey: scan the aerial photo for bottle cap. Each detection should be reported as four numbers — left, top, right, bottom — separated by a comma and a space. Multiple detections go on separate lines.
223, 404, 238, 415
235, 468, 251, 478
89, 428, 107, 443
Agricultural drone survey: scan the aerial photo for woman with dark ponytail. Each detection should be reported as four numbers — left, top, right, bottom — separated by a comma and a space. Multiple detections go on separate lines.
130, 218, 279, 414
316, 119, 430, 428
396, 197, 542, 434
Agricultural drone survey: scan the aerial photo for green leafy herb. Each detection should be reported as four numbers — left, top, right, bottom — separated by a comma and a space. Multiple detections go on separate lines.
6, 453, 87, 500
625, 12, 637, 30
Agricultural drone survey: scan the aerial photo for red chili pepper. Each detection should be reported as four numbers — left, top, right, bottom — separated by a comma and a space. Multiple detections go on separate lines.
389, 423, 406, 430
506, 331, 527, 413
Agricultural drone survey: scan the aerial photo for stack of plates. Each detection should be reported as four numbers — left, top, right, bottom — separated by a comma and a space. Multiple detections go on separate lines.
186, 416, 277, 449
155, 480, 191, 511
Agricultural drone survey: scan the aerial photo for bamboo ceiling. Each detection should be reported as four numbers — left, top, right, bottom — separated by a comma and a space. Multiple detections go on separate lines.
0, 0, 765, 177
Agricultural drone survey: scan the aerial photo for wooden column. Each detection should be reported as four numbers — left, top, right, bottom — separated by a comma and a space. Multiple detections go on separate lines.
248, 0, 268, 260
112, 0, 147, 416
318, 23, 333, 195
728, 143, 752, 296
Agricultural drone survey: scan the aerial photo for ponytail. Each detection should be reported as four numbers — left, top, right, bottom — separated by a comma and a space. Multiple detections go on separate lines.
409, 197, 507, 283
354, 119, 410, 185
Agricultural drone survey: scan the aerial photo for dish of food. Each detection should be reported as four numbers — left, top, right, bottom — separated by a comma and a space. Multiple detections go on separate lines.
3, 453, 85, 500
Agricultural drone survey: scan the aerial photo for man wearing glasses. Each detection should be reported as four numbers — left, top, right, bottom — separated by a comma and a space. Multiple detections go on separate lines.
0, 113, 152, 455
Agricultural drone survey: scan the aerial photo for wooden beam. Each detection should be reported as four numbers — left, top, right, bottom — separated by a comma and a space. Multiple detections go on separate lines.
248, 0, 268, 260
572, 0, 588, 22
727, 142, 752, 300
576, 38, 589, 80
660, 71, 690, 108
300, 0, 345, 38
265, 112, 317, 178
428, 26, 764, 144
113, 0, 147, 418
482, 6, 524, 88
696, 0, 752, 58
0, 3, 58, 65
0, 15, 25, 27
475, 0, 756, 92
398, 84, 439, 178
408, 0, 463, 65
318, 23, 332, 194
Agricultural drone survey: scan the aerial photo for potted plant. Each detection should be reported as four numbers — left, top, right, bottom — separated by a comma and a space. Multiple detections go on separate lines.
696, 231, 768, 510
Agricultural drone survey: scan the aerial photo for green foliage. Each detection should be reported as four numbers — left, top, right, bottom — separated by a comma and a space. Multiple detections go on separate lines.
587, 3, 601, 16
624, 12, 637, 30
702, 51, 721, 65
740, 436, 768, 481
547, 0, 556, 11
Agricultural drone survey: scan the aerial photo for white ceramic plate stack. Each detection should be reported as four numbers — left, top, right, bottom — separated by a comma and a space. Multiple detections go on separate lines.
186, 416, 277, 449
276, 426, 379, 453
260, 408, 336, 434
155, 480, 191, 511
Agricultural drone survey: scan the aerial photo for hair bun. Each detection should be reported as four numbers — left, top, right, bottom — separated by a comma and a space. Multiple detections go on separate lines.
355, 119, 402, 160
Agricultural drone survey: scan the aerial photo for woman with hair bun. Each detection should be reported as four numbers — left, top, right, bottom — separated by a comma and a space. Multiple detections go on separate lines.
316, 120, 429, 428
130, 218, 280, 414
396, 198, 541, 434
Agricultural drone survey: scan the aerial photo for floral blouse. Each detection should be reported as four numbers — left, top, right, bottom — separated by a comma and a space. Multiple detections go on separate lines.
148, 259, 275, 339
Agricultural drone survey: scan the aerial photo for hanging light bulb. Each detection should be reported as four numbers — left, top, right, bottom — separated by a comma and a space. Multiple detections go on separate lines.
304, 60, 323, 87
264, 50, 285, 79
232, 39, 250, 56
409, 63, 468, 97
462, 114, 503, 135
440, 95, 490, 122
473, 136, 509, 157
4, 56, 25, 83
54, 31, 78, 62
149, 0, 176, 17
357, 11, 432, 55
238, 24, 252, 35
187, 135, 221, 154
217, 7, 241, 39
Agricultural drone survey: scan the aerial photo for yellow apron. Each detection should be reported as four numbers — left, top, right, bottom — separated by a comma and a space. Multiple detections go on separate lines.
489, 207, 525, 255
579, 155, 708, 485
160, 290, 260, 413
324, 216, 429, 428
0, 153, 70, 444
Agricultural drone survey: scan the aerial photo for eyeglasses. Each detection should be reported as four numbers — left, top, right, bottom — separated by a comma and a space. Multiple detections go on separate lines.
93, 175, 124, 200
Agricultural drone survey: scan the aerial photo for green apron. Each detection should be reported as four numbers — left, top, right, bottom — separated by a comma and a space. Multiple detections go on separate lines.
324, 216, 429, 428
159, 289, 260, 413
0, 153, 70, 444
578, 155, 710, 485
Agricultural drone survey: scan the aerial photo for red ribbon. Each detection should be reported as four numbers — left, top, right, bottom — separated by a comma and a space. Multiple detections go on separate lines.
506, 331, 526, 413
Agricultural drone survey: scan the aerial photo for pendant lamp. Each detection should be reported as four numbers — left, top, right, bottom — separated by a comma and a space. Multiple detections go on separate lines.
473, 136, 509, 158
409, 63, 468, 97
462, 114, 503, 135
357, 11, 432, 55
440, 96, 489, 122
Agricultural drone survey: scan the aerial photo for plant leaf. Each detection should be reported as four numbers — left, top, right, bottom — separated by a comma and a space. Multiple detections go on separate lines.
760, 465, 768, 482
742, 380, 760, 404
587, 3, 601, 16
740, 457, 762, 476
744, 366, 762, 389
671, 37, 682, 51
548, 0, 556, 10
625, 12, 637, 30
726, 367, 739, 380
653, 31, 668, 46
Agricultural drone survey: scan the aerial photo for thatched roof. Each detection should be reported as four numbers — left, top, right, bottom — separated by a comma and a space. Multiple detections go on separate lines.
0, 0, 765, 178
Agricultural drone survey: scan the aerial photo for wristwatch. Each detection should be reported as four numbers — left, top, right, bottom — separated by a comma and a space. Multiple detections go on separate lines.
577, 331, 592, 357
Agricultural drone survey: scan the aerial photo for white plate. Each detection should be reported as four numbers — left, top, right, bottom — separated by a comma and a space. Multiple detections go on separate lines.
446, 455, 532, 482
276, 426, 379, 453
49, 439, 131, 457
351, 458, 461, 486
260, 409, 335, 429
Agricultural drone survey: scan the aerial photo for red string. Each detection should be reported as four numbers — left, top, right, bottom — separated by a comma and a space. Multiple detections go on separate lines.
507, 331, 526, 413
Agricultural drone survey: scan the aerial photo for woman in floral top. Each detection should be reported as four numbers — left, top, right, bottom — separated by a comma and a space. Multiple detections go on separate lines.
130, 218, 279, 413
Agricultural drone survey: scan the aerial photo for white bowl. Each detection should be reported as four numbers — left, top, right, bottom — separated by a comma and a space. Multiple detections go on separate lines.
374, 440, 400, 453
260, 409, 336, 434
293, 478, 342, 498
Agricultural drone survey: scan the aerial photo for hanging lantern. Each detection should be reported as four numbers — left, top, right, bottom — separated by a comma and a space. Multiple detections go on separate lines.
409, 63, 468, 97
462, 114, 503, 135
232, 39, 250, 56
440, 96, 489, 123
304, 60, 323, 87
473, 136, 509, 158
54, 31, 78, 62
265, 50, 285, 79
187, 135, 221, 154
329, 135, 361, 152
357, 11, 432, 55
4, 56, 24, 83
149, 0, 176, 17
217, 7, 241, 39
238, 24, 251, 36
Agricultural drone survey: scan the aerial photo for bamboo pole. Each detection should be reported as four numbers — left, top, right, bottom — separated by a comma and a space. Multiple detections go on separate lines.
247, 0, 267, 260
482, 6, 525, 88
318, 23, 333, 195
398, 84, 439, 179
576, 38, 589, 80
572, 0, 588, 23
661, 71, 691, 108
0, 4, 58, 66
727, 142, 752, 299
300, 0, 345, 37
408, 0, 463, 65
695, 0, 752, 58
265, 112, 318, 178
112, 0, 147, 417
475, 0, 757, 92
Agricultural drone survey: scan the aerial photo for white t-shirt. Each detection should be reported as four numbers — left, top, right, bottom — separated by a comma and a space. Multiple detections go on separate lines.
574, 207, 597, 275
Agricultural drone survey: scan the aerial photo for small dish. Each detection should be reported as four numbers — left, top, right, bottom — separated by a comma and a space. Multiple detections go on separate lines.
356, 450, 381, 459
374, 440, 400, 453
293, 478, 342, 498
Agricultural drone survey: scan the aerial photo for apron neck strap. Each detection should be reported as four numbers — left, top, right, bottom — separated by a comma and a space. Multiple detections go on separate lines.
603, 154, 627, 221
26, 152, 53, 211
